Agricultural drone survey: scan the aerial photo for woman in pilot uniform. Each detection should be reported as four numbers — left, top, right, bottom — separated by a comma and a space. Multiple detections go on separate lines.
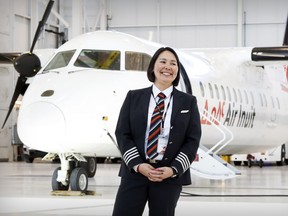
112, 47, 202, 216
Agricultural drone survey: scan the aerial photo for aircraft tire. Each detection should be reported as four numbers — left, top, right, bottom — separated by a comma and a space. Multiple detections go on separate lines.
259, 159, 263, 168
51, 167, 69, 191
23, 155, 34, 163
276, 144, 286, 166
70, 167, 88, 192
81, 157, 97, 177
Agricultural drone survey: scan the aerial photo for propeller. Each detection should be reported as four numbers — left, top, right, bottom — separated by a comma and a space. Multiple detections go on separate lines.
252, 14, 288, 61
1, 0, 54, 129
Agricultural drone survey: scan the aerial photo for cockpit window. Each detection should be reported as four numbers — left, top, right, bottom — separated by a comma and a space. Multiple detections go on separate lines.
44, 50, 76, 71
74, 50, 120, 70
125, 51, 151, 71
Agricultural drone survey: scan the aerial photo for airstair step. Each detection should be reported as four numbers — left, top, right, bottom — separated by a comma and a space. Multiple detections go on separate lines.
190, 145, 241, 180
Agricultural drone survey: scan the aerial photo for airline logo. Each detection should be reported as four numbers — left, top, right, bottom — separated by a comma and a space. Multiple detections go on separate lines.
201, 100, 256, 128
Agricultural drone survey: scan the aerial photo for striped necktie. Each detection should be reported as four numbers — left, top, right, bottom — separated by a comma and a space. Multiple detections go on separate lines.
146, 92, 166, 159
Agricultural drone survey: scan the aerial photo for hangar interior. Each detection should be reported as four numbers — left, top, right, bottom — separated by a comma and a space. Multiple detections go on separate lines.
0, 1, 288, 215
0, 0, 287, 162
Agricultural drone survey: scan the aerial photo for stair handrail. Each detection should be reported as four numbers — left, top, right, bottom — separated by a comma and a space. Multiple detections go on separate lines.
200, 108, 234, 156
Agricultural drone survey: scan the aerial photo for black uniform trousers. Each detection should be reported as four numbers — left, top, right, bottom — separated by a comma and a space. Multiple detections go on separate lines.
112, 174, 182, 216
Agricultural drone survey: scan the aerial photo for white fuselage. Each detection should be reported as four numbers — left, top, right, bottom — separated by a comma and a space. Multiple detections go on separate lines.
17, 31, 288, 157
183, 48, 288, 154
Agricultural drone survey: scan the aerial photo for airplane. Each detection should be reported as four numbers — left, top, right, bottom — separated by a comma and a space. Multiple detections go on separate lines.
1, 0, 288, 192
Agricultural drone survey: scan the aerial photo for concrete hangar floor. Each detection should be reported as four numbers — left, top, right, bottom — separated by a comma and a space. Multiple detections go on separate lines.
0, 160, 287, 216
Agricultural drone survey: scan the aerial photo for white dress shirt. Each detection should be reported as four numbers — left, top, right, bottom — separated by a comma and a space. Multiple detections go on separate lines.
145, 84, 173, 160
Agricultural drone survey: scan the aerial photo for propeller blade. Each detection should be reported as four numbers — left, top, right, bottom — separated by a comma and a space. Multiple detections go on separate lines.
30, 0, 55, 53
283, 15, 288, 46
2, 76, 27, 129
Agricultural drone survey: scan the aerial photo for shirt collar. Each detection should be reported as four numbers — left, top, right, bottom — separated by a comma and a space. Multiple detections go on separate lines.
152, 84, 173, 98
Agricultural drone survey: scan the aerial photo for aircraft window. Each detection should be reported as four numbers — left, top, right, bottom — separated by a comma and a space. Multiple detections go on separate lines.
276, 97, 280, 109
221, 85, 226, 100
250, 91, 255, 105
244, 90, 249, 104
237, 89, 242, 103
214, 84, 220, 99
232, 88, 237, 102
271, 96, 275, 109
226, 86, 231, 101
263, 94, 267, 107
259, 93, 263, 107
74, 50, 120, 70
199, 82, 205, 97
125, 51, 151, 71
208, 83, 214, 99
44, 50, 76, 71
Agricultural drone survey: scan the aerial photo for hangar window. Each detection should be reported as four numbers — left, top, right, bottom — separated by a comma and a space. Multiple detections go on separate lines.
44, 50, 76, 71
74, 50, 120, 70
125, 51, 151, 71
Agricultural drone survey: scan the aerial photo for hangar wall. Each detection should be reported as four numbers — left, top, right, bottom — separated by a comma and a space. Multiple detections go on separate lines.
0, 0, 287, 52
71, 0, 288, 48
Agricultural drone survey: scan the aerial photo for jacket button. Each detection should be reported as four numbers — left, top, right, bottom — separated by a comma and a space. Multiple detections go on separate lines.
164, 158, 168, 160
170, 126, 173, 129
169, 141, 173, 144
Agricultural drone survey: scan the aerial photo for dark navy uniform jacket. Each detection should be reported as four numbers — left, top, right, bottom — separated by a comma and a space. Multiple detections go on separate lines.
115, 86, 202, 185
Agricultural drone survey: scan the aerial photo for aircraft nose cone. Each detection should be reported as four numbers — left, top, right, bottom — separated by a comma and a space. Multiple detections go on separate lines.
17, 102, 66, 151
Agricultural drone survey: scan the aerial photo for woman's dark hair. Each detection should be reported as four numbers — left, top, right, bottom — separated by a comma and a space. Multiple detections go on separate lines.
147, 47, 181, 86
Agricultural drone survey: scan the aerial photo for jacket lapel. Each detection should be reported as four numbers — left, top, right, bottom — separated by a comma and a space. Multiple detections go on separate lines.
170, 88, 185, 125
140, 86, 152, 120
137, 86, 152, 155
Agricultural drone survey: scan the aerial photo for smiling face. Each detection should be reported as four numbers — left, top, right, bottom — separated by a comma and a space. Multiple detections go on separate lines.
153, 50, 179, 90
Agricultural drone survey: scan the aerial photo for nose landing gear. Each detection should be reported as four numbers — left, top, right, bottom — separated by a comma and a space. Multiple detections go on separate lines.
51, 153, 97, 193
